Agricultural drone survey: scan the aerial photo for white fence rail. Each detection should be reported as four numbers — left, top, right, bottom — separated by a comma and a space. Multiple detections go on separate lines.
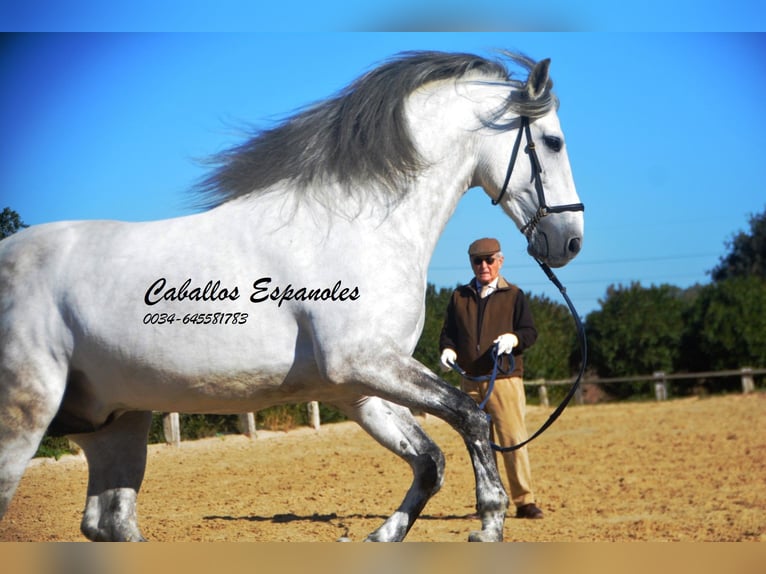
159, 367, 764, 445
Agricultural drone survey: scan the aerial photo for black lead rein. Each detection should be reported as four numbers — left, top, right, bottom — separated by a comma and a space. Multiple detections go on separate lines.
450, 114, 587, 452
495, 257, 587, 453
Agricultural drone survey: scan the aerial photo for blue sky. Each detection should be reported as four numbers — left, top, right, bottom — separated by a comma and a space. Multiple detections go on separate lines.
2, 32, 765, 315
2, 1, 766, 32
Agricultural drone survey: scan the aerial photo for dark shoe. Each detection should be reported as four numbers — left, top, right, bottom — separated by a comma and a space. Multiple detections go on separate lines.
515, 503, 544, 519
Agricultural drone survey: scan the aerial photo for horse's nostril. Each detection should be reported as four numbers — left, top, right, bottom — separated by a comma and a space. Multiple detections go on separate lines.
568, 237, 581, 255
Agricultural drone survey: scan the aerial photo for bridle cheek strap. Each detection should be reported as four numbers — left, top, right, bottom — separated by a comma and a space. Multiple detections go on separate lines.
491, 116, 526, 207
492, 116, 585, 238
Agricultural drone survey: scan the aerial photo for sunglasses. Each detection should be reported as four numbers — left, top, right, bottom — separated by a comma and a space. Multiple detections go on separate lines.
472, 256, 496, 266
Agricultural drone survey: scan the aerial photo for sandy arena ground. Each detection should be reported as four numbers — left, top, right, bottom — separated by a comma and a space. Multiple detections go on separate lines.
1, 393, 764, 542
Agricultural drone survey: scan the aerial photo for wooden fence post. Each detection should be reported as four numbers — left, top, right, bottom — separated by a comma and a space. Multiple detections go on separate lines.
163, 412, 181, 447
308, 401, 320, 430
741, 367, 755, 394
238, 413, 257, 438
653, 371, 668, 401
538, 384, 549, 407
574, 383, 584, 405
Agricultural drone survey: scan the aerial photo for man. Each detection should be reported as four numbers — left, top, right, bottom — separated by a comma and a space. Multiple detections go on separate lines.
439, 237, 543, 519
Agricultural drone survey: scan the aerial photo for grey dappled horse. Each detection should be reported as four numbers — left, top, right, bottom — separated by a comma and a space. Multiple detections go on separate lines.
0, 51, 583, 541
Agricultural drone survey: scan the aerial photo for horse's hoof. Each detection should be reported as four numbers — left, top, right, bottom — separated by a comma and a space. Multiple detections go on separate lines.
468, 529, 503, 542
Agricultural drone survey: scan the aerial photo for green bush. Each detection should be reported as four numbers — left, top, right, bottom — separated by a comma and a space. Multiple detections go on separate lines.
35, 436, 79, 460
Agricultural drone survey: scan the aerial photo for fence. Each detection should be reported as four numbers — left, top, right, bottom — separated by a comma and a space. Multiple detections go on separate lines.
159, 367, 764, 446
161, 402, 321, 447
532, 366, 764, 407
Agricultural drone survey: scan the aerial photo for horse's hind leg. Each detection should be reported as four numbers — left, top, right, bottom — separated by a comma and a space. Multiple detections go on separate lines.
0, 358, 67, 521
334, 396, 445, 542
70, 410, 152, 542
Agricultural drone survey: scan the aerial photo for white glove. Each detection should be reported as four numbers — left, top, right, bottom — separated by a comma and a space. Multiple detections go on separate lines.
493, 333, 519, 355
440, 348, 457, 372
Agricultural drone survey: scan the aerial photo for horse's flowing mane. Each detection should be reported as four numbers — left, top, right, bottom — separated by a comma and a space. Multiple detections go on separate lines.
194, 50, 558, 210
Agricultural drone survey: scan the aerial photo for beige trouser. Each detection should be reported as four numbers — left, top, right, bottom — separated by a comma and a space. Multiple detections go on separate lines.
461, 376, 535, 507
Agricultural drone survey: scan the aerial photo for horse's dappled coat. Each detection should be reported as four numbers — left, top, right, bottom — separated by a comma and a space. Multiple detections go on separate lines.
0, 50, 583, 542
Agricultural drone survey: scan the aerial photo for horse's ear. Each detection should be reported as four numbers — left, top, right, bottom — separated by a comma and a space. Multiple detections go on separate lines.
525, 58, 551, 101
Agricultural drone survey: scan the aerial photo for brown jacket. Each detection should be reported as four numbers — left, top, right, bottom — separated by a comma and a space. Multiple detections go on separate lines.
439, 276, 537, 377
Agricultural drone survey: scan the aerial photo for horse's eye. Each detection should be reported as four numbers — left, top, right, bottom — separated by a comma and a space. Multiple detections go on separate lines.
543, 135, 563, 152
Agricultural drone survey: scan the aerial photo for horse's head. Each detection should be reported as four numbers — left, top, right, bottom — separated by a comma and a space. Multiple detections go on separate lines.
475, 57, 584, 269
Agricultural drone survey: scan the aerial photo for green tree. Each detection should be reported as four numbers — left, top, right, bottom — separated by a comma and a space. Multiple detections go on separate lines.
585, 282, 691, 398
711, 206, 766, 281
0, 207, 29, 240
524, 293, 578, 381
682, 276, 766, 374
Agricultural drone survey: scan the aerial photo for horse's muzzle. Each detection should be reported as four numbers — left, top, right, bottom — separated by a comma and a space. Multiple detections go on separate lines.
528, 231, 582, 268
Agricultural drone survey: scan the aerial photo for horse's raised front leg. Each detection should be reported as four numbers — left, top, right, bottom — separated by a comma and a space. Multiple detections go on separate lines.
324, 351, 509, 542
334, 395, 445, 542
70, 410, 152, 542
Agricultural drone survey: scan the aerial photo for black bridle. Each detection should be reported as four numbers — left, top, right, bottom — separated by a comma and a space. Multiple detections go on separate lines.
492, 116, 584, 238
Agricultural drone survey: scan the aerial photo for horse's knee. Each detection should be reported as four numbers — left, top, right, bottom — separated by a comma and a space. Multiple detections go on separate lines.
461, 399, 494, 439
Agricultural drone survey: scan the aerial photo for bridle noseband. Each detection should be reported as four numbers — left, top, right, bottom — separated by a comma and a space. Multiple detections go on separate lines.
492, 116, 584, 238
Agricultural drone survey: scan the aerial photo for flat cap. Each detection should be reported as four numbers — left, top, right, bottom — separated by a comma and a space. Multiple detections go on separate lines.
468, 237, 501, 256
